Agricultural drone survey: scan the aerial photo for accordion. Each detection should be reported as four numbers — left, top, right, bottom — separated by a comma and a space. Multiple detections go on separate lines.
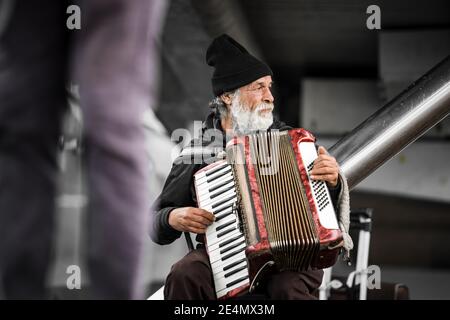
194, 128, 343, 299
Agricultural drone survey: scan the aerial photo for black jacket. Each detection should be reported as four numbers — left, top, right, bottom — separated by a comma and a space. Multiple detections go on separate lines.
150, 112, 341, 245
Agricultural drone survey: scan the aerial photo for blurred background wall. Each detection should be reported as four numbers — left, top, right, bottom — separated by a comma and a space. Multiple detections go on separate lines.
50, 0, 449, 299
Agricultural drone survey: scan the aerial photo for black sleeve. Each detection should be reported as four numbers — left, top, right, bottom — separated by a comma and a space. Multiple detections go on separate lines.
149, 161, 202, 245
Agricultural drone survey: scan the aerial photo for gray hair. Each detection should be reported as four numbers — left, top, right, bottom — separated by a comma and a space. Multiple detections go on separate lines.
208, 89, 239, 120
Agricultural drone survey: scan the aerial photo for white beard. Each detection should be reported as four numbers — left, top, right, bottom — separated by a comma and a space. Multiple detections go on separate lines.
230, 91, 274, 136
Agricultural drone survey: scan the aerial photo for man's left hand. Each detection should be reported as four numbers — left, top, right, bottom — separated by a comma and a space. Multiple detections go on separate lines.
310, 146, 339, 188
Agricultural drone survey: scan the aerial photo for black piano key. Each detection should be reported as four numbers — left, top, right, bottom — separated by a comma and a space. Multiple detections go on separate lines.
207, 168, 231, 183
226, 275, 249, 288
219, 234, 242, 249
206, 167, 231, 181
214, 204, 232, 216
208, 177, 233, 193
205, 164, 228, 177
220, 239, 245, 255
222, 247, 244, 261
212, 194, 235, 209
224, 265, 247, 278
215, 208, 233, 222
223, 258, 246, 271
217, 226, 235, 238
215, 219, 236, 232
210, 185, 234, 199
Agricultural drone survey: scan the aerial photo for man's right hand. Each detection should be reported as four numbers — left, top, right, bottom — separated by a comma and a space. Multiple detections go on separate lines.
168, 207, 215, 234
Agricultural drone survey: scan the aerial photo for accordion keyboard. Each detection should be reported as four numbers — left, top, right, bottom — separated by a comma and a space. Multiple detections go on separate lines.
195, 162, 250, 298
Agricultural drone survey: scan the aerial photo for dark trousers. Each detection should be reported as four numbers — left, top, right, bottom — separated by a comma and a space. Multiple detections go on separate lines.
164, 248, 324, 300
0, 0, 159, 299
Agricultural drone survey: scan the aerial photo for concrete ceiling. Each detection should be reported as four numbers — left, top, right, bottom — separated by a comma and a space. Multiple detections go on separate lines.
238, 0, 450, 77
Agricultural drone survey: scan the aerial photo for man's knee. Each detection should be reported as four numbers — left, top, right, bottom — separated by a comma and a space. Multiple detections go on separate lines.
165, 249, 212, 285
164, 249, 215, 299
267, 269, 324, 300
168, 258, 208, 283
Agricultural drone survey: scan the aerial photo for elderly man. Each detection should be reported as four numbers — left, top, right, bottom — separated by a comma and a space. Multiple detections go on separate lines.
150, 34, 349, 300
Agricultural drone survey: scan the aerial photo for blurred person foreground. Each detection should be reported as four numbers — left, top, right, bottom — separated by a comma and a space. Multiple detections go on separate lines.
0, 0, 166, 299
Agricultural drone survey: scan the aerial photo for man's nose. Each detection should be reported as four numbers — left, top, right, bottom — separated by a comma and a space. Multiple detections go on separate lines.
263, 87, 274, 104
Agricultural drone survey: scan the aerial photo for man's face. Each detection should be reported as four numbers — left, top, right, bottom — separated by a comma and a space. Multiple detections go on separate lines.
239, 75, 274, 114
228, 75, 275, 135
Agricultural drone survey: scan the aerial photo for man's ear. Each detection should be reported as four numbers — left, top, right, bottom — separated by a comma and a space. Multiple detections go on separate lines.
220, 92, 232, 106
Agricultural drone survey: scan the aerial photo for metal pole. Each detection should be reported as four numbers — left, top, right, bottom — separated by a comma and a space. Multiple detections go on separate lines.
329, 55, 450, 190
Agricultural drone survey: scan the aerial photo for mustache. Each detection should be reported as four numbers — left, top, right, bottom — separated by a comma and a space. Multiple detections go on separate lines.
256, 103, 274, 113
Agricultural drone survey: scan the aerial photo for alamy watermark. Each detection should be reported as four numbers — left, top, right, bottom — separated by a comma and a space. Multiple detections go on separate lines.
66, 265, 81, 290
64, 5, 381, 33
324, 264, 381, 299
366, 5, 381, 30
66, 5, 81, 30
170, 121, 281, 175
366, 264, 381, 289
344, 265, 382, 290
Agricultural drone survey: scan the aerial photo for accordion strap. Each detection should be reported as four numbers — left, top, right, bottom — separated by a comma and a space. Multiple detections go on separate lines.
337, 171, 354, 259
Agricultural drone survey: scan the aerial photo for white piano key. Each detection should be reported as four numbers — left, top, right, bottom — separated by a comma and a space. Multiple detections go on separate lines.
215, 242, 246, 265
209, 237, 246, 264
206, 221, 239, 247
211, 259, 248, 285
201, 198, 236, 216
194, 163, 228, 181
214, 268, 249, 293
198, 190, 235, 208
196, 173, 233, 193
199, 194, 235, 211
198, 198, 235, 215
214, 266, 248, 289
207, 232, 244, 254
207, 220, 238, 244
195, 166, 232, 186
213, 207, 234, 221
213, 258, 248, 278
214, 258, 247, 277
211, 250, 247, 274
207, 176, 235, 193
208, 231, 245, 254
216, 275, 249, 299
195, 162, 228, 179
198, 181, 235, 203
198, 189, 236, 208
207, 213, 236, 234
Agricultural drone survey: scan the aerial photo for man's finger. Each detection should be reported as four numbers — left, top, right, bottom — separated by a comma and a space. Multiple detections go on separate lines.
188, 226, 207, 234
195, 208, 215, 222
318, 146, 328, 155
310, 167, 337, 176
314, 154, 335, 165
310, 173, 336, 181
186, 220, 208, 231
313, 158, 337, 168
190, 213, 214, 226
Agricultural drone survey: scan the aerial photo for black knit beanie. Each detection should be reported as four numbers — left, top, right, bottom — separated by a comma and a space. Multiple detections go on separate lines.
206, 34, 273, 96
